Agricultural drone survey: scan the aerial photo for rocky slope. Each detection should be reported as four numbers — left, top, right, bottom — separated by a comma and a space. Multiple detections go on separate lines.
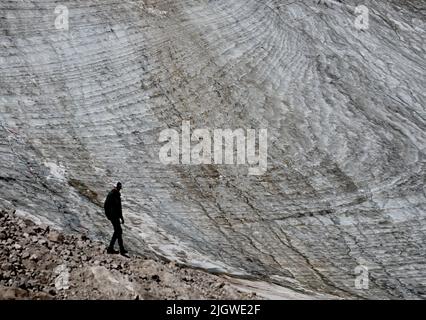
0, 209, 261, 300
0, 0, 425, 299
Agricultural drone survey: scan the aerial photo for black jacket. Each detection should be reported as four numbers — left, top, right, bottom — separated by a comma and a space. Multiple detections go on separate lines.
104, 188, 122, 220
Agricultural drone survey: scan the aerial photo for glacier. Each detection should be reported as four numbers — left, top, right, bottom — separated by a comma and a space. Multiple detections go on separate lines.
0, 0, 425, 299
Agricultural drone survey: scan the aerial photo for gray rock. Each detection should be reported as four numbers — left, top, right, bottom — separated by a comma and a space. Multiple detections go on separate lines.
47, 230, 64, 243
1, 263, 12, 271
0, 286, 29, 300
2, 271, 11, 280
76, 240, 85, 249
29, 254, 38, 262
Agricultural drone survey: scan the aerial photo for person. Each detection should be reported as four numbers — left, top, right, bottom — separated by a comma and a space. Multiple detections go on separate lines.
104, 182, 128, 256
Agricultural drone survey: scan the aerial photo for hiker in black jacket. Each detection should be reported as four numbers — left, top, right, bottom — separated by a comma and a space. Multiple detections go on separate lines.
104, 182, 128, 256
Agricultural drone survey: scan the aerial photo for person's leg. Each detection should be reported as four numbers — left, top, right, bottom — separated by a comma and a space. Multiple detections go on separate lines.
108, 220, 119, 252
108, 233, 117, 250
115, 223, 127, 253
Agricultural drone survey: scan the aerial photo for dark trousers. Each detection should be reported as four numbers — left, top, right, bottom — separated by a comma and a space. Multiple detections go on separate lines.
109, 219, 125, 251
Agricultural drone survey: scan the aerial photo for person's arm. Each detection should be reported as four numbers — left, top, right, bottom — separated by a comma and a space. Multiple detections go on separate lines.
118, 194, 124, 224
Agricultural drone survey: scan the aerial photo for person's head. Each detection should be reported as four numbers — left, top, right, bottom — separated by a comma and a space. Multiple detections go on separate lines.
116, 182, 122, 191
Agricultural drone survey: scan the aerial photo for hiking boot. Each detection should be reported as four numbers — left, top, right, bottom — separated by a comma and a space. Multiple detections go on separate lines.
107, 247, 119, 254
120, 249, 129, 257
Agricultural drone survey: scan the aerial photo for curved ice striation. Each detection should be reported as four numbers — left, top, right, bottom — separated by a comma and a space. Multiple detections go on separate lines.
0, 0, 425, 299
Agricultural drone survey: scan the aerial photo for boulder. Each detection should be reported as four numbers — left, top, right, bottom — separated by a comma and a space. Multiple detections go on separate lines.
0, 286, 29, 299
47, 230, 64, 243
29, 254, 38, 261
